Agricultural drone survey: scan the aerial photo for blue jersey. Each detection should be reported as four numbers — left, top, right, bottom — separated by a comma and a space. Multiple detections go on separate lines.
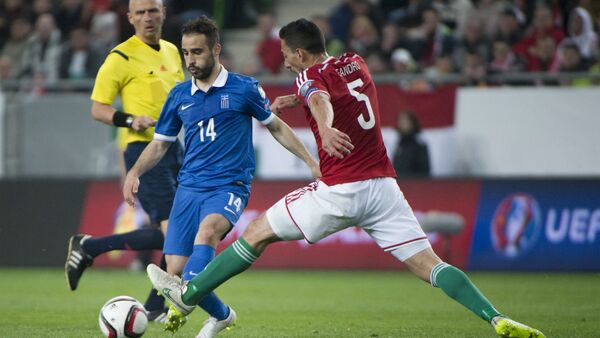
154, 67, 274, 191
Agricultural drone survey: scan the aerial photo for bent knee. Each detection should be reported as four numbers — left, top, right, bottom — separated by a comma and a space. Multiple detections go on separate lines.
403, 248, 443, 283
196, 214, 232, 244
165, 255, 186, 276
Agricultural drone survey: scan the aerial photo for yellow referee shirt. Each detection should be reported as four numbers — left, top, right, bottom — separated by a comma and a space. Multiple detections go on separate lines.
91, 35, 184, 144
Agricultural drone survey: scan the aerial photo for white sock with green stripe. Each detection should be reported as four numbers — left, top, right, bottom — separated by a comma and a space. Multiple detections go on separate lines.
183, 238, 259, 306
430, 261, 502, 323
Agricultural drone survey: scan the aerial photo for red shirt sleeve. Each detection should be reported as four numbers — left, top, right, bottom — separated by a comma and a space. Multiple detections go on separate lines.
293, 69, 331, 105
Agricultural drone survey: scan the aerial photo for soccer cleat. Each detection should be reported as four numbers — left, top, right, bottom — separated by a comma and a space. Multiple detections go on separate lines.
196, 307, 237, 338
65, 234, 93, 291
164, 305, 189, 333
146, 264, 195, 317
494, 317, 545, 338
146, 307, 169, 324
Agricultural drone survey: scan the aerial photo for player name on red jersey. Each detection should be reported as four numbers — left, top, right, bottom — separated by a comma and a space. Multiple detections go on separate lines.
335, 61, 361, 77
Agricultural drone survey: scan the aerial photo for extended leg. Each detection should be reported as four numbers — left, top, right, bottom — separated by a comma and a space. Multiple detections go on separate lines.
65, 227, 164, 291
403, 248, 544, 338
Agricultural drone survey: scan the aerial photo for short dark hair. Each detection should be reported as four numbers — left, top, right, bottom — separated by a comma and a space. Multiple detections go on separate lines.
181, 15, 220, 49
493, 37, 511, 45
422, 6, 439, 16
279, 18, 325, 54
562, 40, 581, 54
399, 110, 421, 133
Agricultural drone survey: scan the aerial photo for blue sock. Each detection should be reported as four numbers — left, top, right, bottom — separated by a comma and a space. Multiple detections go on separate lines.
81, 228, 164, 257
183, 245, 230, 320
144, 255, 167, 312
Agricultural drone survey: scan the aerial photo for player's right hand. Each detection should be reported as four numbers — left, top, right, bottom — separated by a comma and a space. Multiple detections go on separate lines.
310, 165, 322, 179
123, 173, 140, 207
320, 127, 354, 159
131, 116, 156, 132
270, 94, 299, 115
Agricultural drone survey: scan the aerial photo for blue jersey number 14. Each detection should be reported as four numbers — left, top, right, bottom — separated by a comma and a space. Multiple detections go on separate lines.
225, 192, 242, 215
197, 118, 217, 142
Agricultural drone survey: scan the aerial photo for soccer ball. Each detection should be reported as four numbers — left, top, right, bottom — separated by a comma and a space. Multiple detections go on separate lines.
99, 296, 148, 338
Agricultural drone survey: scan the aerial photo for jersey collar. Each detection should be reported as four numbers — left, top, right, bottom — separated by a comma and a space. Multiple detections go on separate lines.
322, 56, 334, 64
191, 66, 229, 95
131, 35, 161, 51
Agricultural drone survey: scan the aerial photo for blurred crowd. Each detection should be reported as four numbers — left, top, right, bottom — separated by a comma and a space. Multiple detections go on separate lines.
1, 0, 599, 88
0, 0, 271, 84
250, 0, 600, 87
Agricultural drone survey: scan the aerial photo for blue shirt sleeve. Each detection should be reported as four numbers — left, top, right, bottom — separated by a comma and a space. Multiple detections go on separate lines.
245, 79, 274, 125
154, 87, 182, 142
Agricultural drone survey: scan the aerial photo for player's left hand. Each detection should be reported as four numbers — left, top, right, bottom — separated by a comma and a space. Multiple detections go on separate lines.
320, 127, 354, 159
123, 173, 140, 207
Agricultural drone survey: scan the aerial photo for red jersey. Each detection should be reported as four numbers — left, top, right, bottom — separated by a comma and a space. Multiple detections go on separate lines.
293, 52, 396, 186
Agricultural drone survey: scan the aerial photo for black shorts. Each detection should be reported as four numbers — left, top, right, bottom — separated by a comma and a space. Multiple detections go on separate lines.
124, 141, 183, 225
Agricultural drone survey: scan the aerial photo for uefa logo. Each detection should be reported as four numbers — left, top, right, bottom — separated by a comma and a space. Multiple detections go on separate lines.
491, 193, 542, 258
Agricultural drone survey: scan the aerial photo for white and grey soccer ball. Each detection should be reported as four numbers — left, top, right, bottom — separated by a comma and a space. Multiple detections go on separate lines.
99, 296, 148, 338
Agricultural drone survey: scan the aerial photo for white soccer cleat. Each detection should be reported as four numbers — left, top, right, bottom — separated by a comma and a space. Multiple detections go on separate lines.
196, 307, 237, 338
146, 264, 195, 317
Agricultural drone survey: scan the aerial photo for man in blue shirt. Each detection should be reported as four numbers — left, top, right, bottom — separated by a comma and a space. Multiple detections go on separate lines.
123, 16, 319, 337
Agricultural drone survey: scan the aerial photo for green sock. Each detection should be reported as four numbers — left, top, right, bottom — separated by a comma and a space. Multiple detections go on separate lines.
182, 238, 259, 305
431, 262, 501, 323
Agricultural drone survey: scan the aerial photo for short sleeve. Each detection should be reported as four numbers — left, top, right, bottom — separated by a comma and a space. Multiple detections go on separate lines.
154, 88, 182, 142
175, 50, 185, 82
293, 68, 330, 105
245, 80, 274, 125
90, 52, 129, 105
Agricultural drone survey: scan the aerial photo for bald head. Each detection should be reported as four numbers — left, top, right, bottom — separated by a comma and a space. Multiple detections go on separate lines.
129, 0, 162, 11
127, 0, 165, 44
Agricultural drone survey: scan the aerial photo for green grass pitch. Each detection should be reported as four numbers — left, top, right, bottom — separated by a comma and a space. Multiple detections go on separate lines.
1, 268, 598, 337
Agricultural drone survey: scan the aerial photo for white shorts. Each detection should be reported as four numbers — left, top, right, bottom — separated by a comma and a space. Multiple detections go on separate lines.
266, 177, 431, 261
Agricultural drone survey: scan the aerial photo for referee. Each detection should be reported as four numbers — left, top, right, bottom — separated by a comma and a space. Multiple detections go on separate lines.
65, 0, 182, 322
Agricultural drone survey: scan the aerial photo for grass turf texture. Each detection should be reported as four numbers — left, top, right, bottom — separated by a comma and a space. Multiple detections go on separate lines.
0, 268, 598, 337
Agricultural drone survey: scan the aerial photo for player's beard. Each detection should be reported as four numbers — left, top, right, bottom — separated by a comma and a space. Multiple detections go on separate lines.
189, 53, 215, 81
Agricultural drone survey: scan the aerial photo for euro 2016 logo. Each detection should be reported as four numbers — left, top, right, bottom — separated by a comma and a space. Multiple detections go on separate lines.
491, 193, 542, 258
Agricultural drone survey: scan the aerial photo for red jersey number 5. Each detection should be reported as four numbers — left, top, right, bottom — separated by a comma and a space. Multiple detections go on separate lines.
347, 79, 375, 130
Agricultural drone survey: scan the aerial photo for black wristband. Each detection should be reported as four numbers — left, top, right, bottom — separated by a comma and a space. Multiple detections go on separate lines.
112, 111, 134, 128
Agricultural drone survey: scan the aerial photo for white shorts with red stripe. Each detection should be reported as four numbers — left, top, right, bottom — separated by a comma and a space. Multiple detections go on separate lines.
266, 177, 431, 262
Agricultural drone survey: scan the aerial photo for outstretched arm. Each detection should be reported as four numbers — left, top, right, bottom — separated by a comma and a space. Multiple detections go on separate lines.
123, 140, 171, 206
265, 115, 321, 179
307, 92, 354, 159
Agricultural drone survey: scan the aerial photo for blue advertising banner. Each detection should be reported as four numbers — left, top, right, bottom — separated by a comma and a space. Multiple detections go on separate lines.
468, 180, 600, 271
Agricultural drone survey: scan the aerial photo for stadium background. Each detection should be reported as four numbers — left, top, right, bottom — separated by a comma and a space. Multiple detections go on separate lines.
0, 0, 599, 337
